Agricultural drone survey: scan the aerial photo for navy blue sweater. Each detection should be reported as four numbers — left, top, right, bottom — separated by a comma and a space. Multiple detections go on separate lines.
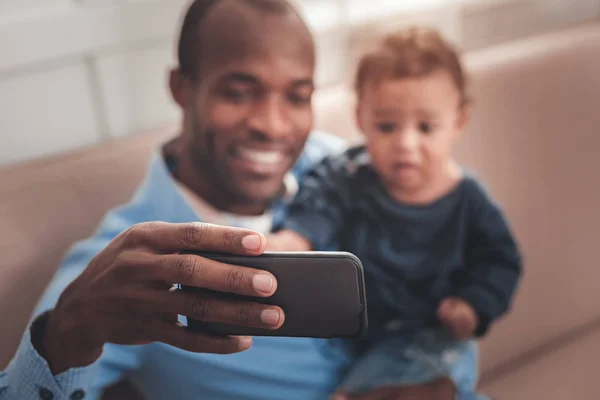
282, 146, 523, 337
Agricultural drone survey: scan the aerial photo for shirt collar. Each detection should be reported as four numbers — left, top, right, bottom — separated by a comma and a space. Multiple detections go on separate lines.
152, 148, 297, 226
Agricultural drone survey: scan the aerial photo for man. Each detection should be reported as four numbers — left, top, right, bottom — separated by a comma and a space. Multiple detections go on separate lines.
0, 1, 450, 399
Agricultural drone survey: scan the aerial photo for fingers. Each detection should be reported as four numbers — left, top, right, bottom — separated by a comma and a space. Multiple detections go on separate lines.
153, 289, 285, 330
438, 299, 463, 338
152, 320, 253, 354
437, 297, 466, 319
438, 298, 477, 339
454, 312, 478, 339
437, 298, 457, 321
120, 222, 267, 255
149, 253, 277, 297
451, 323, 471, 340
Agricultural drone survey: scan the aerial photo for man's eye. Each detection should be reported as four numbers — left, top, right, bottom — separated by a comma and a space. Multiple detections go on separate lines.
419, 121, 436, 134
377, 122, 397, 133
288, 92, 312, 106
223, 88, 253, 102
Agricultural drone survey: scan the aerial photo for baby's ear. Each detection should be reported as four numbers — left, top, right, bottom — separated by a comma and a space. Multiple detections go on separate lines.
455, 102, 472, 135
355, 103, 365, 134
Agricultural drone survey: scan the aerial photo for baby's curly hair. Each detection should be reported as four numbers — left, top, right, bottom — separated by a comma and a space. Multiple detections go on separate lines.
355, 27, 469, 106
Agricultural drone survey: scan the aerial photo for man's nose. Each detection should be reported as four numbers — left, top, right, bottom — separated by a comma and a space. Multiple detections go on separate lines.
247, 95, 293, 139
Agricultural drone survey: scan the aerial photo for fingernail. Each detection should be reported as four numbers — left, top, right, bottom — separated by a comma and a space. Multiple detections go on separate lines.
253, 274, 273, 294
260, 309, 281, 326
242, 234, 261, 251
238, 336, 253, 350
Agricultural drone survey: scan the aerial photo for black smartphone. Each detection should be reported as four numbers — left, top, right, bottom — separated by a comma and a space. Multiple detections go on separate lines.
180, 251, 368, 339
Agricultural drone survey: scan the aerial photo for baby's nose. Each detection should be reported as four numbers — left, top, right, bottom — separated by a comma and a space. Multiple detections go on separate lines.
395, 130, 420, 151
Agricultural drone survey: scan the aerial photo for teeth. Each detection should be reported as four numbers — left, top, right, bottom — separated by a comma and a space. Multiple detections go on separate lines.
237, 148, 284, 164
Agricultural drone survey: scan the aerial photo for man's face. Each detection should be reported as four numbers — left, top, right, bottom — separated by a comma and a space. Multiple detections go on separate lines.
176, 5, 315, 207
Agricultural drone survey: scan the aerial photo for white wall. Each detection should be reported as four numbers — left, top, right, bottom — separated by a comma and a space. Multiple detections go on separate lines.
0, 0, 189, 166
0, 0, 598, 166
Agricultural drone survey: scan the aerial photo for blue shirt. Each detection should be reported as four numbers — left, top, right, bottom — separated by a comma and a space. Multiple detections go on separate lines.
282, 146, 523, 340
0, 132, 349, 400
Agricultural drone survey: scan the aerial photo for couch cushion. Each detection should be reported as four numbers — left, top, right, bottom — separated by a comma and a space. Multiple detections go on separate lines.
461, 23, 600, 375
480, 323, 600, 399
0, 128, 171, 368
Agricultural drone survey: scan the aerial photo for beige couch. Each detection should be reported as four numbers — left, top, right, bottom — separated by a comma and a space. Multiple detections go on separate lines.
2, 23, 600, 399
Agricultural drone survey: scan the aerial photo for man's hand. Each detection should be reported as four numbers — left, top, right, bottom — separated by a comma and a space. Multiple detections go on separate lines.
40, 222, 284, 374
437, 297, 478, 340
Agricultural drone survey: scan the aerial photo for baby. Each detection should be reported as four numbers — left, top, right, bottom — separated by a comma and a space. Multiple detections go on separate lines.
269, 27, 523, 400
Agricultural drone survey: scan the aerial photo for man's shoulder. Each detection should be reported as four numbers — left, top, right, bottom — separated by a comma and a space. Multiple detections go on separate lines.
294, 142, 369, 194
295, 131, 346, 170
316, 144, 369, 177
93, 151, 197, 237
306, 130, 347, 151
294, 131, 367, 177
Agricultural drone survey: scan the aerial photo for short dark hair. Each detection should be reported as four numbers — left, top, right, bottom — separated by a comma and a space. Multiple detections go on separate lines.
177, 0, 296, 81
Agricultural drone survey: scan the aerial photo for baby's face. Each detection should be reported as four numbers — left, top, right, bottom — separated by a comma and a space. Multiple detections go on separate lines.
357, 69, 467, 202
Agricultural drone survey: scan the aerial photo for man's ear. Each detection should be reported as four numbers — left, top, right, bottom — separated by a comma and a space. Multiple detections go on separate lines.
169, 68, 192, 109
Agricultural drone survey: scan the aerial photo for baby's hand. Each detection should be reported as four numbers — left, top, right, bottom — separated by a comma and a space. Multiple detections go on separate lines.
265, 230, 312, 252
437, 297, 478, 340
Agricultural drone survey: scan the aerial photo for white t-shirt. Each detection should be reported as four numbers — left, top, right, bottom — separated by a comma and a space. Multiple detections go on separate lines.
174, 172, 298, 234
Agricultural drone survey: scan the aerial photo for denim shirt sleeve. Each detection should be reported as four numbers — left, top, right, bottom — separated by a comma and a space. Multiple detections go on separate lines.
0, 213, 145, 400
0, 326, 100, 400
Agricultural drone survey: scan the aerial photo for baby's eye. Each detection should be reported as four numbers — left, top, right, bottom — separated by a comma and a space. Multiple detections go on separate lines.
377, 122, 397, 134
419, 121, 435, 134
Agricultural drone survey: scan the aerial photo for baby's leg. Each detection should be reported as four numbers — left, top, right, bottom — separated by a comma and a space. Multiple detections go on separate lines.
335, 378, 455, 400
336, 331, 487, 400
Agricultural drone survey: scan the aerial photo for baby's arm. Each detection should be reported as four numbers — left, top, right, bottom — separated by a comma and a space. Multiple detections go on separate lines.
445, 187, 523, 339
270, 151, 351, 252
